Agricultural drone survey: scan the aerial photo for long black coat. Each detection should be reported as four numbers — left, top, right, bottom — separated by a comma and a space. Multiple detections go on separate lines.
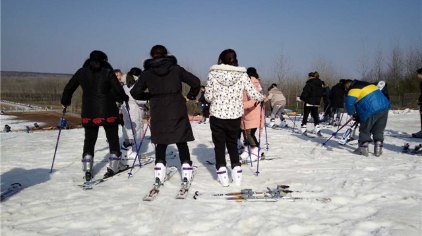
61, 67, 128, 127
329, 83, 346, 109
300, 78, 324, 105
130, 56, 200, 144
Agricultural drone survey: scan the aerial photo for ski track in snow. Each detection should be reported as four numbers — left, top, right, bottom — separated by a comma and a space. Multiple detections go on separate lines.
1, 110, 421, 236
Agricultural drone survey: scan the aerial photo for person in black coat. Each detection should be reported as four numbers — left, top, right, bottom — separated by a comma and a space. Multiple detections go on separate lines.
412, 68, 422, 138
329, 79, 346, 125
130, 45, 200, 184
321, 81, 331, 122
61, 50, 129, 180
197, 86, 210, 124
299, 71, 324, 135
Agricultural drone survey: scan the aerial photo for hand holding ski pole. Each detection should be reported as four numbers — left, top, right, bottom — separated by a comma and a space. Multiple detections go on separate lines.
50, 106, 67, 173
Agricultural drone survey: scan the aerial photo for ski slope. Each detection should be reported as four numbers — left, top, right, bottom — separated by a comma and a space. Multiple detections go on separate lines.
1, 110, 421, 236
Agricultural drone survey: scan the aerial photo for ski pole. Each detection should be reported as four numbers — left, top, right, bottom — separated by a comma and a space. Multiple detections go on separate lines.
256, 104, 265, 176
50, 107, 66, 173
128, 124, 149, 177
322, 116, 354, 146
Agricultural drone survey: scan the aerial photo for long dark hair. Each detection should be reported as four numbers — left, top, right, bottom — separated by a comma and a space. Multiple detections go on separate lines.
218, 49, 238, 66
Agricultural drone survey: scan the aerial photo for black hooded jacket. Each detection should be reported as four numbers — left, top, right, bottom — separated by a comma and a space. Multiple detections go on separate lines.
300, 78, 324, 106
130, 56, 200, 144
61, 66, 128, 127
329, 82, 346, 109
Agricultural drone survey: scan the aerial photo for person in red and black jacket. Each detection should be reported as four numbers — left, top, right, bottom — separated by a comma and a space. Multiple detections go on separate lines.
61, 50, 129, 180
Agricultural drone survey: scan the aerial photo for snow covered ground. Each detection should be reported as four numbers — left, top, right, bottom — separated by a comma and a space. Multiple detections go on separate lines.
1, 110, 421, 236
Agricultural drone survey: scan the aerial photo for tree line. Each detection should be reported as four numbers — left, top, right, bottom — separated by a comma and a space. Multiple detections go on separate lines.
1, 46, 421, 115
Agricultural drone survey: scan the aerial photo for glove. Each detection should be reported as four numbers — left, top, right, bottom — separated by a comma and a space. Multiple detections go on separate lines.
352, 114, 360, 122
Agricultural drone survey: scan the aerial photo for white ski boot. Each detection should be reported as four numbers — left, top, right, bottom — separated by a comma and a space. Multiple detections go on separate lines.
301, 125, 307, 135
217, 166, 229, 187
104, 154, 127, 178
374, 141, 383, 157
181, 163, 193, 183
269, 119, 275, 128
314, 125, 322, 137
154, 163, 166, 184
240, 147, 259, 162
231, 166, 242, 186
279, 119, 287, 128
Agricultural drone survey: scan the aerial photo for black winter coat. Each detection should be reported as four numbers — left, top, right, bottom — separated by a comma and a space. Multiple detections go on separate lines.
61, 67, 128, 127
130, 56, 200, 144
329, 83, 346, 109
300, 78, 324, 106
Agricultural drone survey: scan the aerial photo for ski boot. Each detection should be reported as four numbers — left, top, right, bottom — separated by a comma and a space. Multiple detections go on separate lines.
231, 166, 242, 186
181, 163, 193, 183
374, 141, 383, 157
217, 166, 229, 187
103, 153, 125, 178
154, 162, 166, 184
301, 124, 307, 135
269, 119, 275, 128
314, 125, 322, 137
279, 119, 287, 128
353, 142, 369, 157
82, 154, 94, 181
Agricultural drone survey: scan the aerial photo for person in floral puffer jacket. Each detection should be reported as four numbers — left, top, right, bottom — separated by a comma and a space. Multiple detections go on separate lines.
205, 49, 264, 187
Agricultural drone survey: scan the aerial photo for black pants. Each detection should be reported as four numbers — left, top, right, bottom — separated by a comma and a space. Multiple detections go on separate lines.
155, 142, 191, 166
210, 116, 241, 170
359, 110, 389, 143
244, 128, 259, 147
301, 105, 320, 126
419, 105, 422, 129
83, 125, 120, 157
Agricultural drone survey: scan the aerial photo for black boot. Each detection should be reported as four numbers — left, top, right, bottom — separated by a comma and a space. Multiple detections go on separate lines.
374, 141, 383, 157
353, 142, 369, 157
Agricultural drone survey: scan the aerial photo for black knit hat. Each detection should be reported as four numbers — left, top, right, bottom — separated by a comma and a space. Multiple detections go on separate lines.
89, 50, 108, 62
417, 67, 422, 74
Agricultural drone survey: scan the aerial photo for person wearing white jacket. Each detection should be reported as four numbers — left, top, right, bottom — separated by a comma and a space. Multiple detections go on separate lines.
205, 49, 264, 187
121, 68, 147, 160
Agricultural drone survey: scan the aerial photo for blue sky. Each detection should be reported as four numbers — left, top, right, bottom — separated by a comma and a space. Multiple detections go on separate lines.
1, 0, 421, 80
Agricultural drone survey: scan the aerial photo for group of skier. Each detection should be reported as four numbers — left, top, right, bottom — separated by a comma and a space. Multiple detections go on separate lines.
60, 46, 418, 188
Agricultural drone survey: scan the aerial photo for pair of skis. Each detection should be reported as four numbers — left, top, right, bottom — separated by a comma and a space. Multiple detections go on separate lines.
80, 156, 155, 190
143, 166, 198, 201
194, 185, 331, 203
1, 183, 23, 202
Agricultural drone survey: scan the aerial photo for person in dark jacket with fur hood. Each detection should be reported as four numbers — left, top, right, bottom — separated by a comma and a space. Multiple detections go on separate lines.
299, 71, 324, 136
130, 45, 201, 185
329, 79, 346, 126
61, 50, 129, 181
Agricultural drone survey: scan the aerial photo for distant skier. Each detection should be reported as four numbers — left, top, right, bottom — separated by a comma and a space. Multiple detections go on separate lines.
344, 79, 390, 156
321, 81, 331, 123
239, 67, 264, 163
61, 50, 129, 181
120, 67, 147, 159
197, 86, 210, 124
412, 67, 422, 138
299, 71, 324, 136
205, 49, 265, 186
130, 45, 201, 184
265, 83, 287, 128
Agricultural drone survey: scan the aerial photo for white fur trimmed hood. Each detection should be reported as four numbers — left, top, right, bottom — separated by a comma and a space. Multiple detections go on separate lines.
208, 64, 247, 87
